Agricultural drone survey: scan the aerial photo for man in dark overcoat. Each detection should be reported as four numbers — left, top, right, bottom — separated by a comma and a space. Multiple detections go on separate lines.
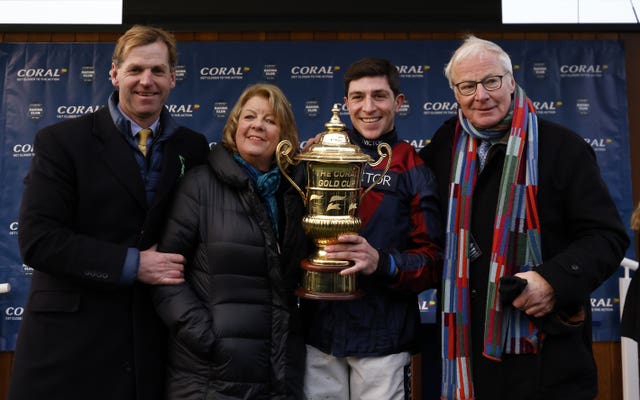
8, 25, 210, 400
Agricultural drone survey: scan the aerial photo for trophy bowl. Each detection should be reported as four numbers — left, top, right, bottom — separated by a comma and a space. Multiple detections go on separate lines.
276, 104, 391, 300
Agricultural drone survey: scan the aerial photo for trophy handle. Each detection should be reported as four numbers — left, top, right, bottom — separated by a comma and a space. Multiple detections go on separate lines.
360, 142, 392, 202
276, 140, 307, 205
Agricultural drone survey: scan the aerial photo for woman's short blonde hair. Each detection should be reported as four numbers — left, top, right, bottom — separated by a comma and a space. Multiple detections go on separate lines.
222, 83, 299, 159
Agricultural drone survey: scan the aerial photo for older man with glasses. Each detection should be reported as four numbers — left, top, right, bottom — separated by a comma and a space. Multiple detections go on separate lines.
419, 35, 629, 400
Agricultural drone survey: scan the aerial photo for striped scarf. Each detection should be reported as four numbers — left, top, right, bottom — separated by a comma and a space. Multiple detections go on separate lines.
441, 85, 542, 400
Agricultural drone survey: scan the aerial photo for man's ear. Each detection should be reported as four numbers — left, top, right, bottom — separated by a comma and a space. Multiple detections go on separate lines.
110, 63, 118, 88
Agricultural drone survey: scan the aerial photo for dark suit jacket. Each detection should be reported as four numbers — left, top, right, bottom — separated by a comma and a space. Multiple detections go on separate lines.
8, 106, 209, 400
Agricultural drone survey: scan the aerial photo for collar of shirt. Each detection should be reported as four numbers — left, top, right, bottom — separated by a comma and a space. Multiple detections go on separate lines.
116, 103, 160, 138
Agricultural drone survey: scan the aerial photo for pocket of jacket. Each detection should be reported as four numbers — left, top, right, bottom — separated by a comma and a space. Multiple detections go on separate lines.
29, 291, 80, 313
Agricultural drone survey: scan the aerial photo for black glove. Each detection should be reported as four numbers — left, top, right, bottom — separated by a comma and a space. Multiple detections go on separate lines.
499, 275, 584, 336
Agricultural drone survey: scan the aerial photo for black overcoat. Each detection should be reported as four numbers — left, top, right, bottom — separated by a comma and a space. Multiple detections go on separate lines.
419, 116, 629, 400
9, 106, 209, 400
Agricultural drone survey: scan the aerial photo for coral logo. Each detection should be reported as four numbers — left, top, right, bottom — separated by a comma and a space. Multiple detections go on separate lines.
590, 297, 617, 312
200, 66, 247, 80
560, 64, 607, 78
166, 104, 199, 118
56, 105, 102, 119
405, 138, 431, 151
584, 137, 612, 152
13, 144, 34, 158
533, 101, 562, 115
290, 65, 337, 79
9, 221, 18, 235
396, 64, 429, 78
337, 103, 349, 119
5, 307, 24, 320
423, 101, 457, 116
17, 67, 67, 82
419, 299, 436, 311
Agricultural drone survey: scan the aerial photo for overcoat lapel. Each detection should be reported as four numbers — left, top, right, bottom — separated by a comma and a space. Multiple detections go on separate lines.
153, 138, 180, 209
92, 108, 147, 209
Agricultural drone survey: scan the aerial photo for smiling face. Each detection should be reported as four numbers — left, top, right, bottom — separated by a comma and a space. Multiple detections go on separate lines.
110, 40, 176, 127
452, 52, 515, 129
235, 95, 281, 172
344, 75, 404, 140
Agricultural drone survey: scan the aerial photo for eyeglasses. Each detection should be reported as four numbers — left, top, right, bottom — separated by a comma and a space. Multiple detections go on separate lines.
453, 74, 509, 96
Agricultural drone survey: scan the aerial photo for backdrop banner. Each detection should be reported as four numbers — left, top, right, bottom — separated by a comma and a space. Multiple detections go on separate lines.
0, 39, 634, 350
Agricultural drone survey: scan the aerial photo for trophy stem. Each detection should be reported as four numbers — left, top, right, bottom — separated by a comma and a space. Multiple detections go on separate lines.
296, 260, 364, 301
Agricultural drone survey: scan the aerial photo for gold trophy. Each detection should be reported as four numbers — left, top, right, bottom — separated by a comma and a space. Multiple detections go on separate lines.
276, 104, 392, 300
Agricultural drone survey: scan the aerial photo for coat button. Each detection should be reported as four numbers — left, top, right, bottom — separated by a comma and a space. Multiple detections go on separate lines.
470, 289, 477, 299
565, 264, 581, 275
122, 361, 132, 373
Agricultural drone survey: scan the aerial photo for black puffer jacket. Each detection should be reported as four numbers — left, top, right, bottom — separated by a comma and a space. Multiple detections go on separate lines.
152, 144, 308, 400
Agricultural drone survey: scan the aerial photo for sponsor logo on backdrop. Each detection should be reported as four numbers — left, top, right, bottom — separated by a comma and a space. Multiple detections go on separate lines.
576, 98, 591, 115
80, 66, 95, 83
584, 137, 613, 152
22, 264, 33, 276
13, 144, 34, 158
263, 64, 278, 81
200, 66, 247, 80
396, 64, 429, 79
9, 221, 18, 235
423, 101, 457, 116
4, 306, 24, 321
28, 102, 44, 120
533, 63, 548, 79
175, 65, 187, 82
290, 65, 337, 79
533, 100, 562, 115
419, 298, 436, 312
17, 67, 67, 82
397, 99, 410, 118
213, 101, 229, 119
166, 103, 199, 118
591, 296, 618, 312
304, 99, 321, 118
338, 103, 349, 119
560, 64, 607, 78
405, 138, 430, 151
56, 105, 103, 119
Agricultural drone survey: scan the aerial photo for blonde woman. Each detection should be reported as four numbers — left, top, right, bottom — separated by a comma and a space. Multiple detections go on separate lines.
153, 83, 309, 399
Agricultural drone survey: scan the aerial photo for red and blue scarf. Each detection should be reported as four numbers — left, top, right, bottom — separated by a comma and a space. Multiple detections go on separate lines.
441, 85, 542, 400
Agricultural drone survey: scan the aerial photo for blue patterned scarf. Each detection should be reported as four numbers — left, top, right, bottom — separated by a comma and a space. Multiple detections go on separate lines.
233, 153, 281, 238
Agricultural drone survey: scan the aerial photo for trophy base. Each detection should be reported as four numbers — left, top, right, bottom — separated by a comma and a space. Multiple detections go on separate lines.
296, 260, 364, 301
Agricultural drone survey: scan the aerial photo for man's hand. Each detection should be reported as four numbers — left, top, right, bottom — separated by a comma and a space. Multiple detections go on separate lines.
512, 271, 556, 318
324, 234, 379, 276
137, 244, 186, 285
302, 132, 323, 151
